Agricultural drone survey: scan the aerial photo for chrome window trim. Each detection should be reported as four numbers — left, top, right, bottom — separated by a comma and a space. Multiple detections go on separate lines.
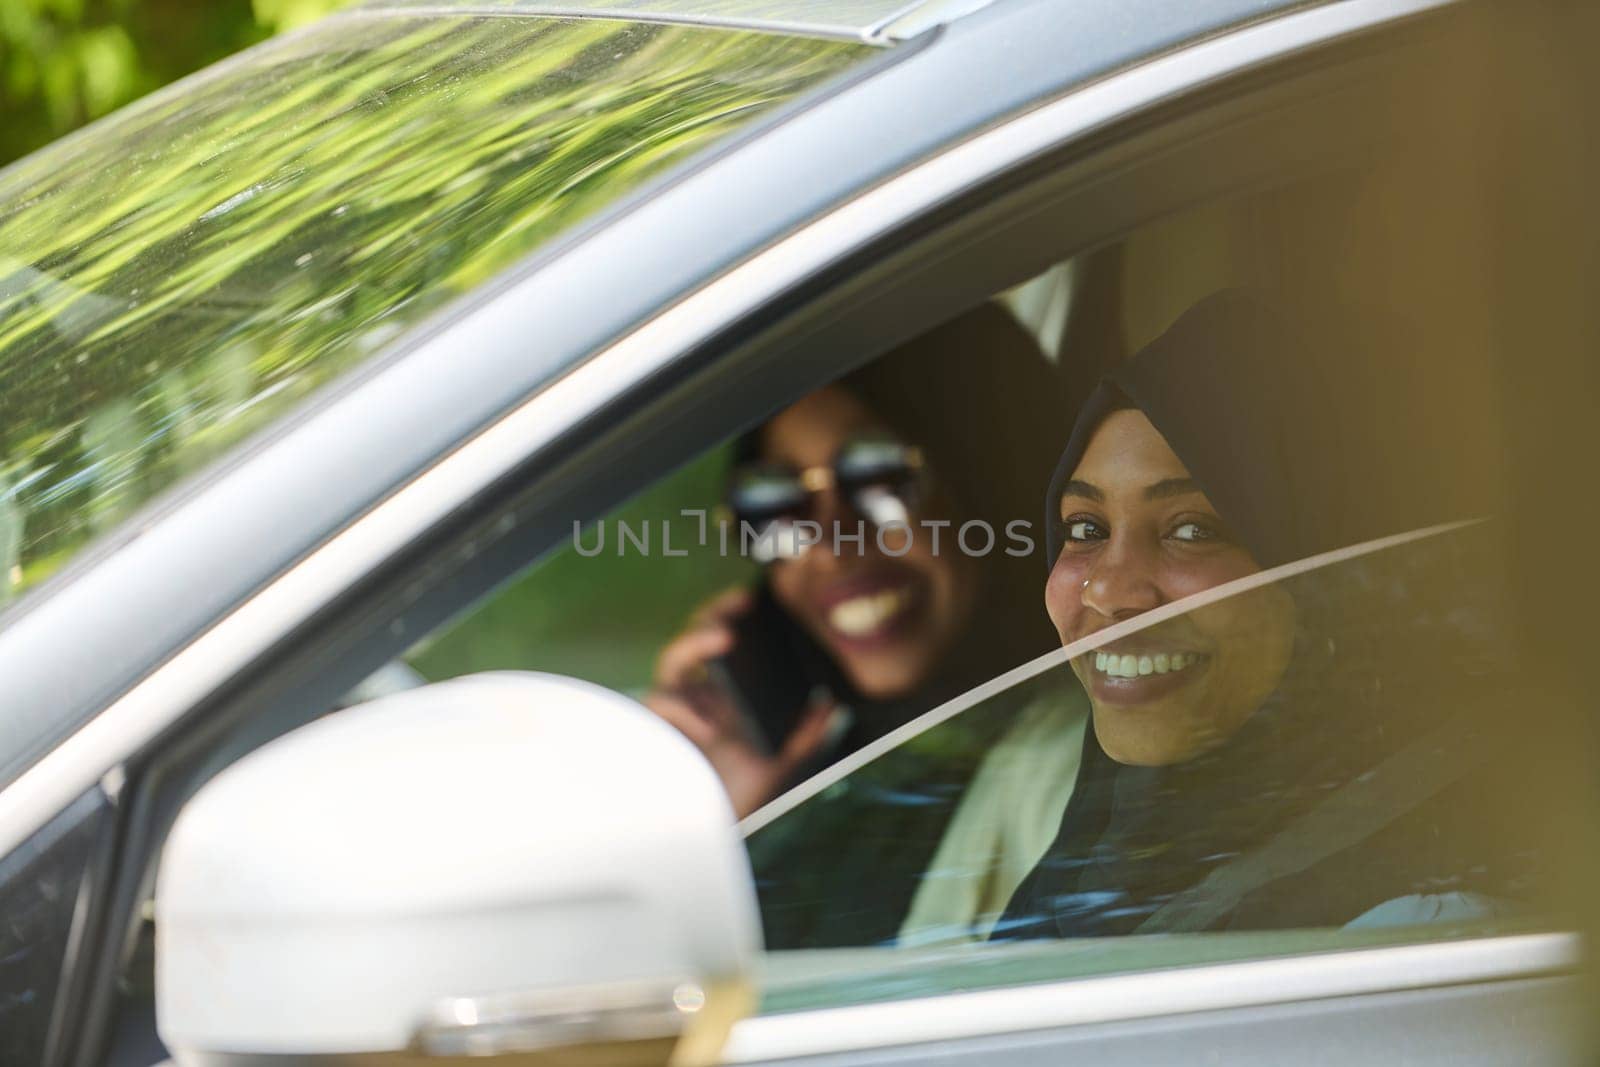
873, 0, 1001, 42
353, 0, 1004, 42
350, 0, 918, 42
724, 933, 1580, 1061
0, 0, 1457, 862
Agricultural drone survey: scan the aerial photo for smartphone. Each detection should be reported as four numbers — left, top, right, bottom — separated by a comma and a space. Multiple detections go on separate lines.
707, 583, 837, 756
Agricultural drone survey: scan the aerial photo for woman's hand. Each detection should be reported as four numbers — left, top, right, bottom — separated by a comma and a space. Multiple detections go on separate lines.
643, 586, 838, 819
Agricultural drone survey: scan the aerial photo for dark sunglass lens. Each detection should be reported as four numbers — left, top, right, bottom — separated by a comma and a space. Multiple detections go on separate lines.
836, 437, 917, 491
727, 464, 807, 523
837, 436, 921, 527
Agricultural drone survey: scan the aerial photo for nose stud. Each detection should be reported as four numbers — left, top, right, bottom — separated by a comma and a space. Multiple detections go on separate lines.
1082, 577, 1090, 589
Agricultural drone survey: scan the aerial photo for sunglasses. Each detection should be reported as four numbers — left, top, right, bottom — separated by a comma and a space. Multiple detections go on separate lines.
726, 434, 926, 563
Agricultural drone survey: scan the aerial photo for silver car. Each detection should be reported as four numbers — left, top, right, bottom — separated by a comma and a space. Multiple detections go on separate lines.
0, 1, 1592, 1065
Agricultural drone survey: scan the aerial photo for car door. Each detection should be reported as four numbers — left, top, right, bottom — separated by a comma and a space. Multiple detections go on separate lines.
3, 0, 1594, 1064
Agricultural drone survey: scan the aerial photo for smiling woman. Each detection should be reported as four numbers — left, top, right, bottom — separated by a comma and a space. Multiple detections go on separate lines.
1049, 406, 1296, 766
998, 290, 1531, 938
643, 304, 1070, 822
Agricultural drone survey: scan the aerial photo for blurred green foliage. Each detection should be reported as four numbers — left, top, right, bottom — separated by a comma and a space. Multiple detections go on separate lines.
0, 14, 866, 605
0, 0, 354, 167
411, 445, 757, 695
0, 14, 870, 617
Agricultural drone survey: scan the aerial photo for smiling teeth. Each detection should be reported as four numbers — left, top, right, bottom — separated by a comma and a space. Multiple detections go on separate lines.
829, 589, 909, 637
1093, 651, 1202, 677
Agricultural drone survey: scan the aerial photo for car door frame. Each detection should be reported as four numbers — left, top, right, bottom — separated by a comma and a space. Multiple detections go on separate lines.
728, 936, 1580, 1065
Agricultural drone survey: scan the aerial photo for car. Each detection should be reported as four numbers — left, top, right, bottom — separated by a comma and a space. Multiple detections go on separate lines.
0, 0, 1594, 1065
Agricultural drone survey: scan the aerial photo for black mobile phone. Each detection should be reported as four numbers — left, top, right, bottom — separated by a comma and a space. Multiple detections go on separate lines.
707, 583, 836, 756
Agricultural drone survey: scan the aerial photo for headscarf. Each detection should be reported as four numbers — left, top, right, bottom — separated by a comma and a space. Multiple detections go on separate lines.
1001, 290, 1522, 939
1044, 289, 1461, 568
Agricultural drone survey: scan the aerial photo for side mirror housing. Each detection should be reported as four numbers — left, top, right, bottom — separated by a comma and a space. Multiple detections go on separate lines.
156, 673, 759, 1065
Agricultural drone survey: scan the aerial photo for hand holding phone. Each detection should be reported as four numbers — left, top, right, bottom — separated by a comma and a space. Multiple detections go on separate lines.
706, 582, 842, 756
642, 585, 840, 817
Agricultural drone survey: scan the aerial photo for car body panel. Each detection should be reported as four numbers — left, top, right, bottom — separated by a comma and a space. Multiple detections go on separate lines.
731, 970, 1584, 1066
752, 921, 1561, 1018
733, 935, 1579, 1061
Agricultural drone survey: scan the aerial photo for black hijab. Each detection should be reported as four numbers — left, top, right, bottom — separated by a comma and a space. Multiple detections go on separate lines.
1043, 289, 1462, 568
1001, 290, 1522, 939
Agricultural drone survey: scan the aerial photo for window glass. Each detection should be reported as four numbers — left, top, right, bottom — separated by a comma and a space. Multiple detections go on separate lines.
377, 418, 1559, 1018
0, 13, 870, 603
326, 157, 1569, 1017
408, 448, 756, 694
750, 523, 1551, 972
728, 157, 1567, 1004
370, 0, 920, 38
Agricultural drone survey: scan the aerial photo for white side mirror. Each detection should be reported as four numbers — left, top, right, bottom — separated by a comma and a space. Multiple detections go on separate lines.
156, 672, 760, 1065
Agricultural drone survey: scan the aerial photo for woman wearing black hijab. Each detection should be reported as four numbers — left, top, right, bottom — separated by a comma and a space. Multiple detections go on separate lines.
997, 289, 1533, 938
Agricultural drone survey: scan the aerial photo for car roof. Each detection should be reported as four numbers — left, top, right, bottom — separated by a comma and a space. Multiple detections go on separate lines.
352, 0, 1004, 42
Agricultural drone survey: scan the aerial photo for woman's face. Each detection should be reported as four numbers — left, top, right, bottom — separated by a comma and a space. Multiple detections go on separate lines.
764, 386, 976, 699
1045, 409, 1296, 766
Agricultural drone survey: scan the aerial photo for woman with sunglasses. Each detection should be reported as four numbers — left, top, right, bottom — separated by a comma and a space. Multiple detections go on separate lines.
644, 304, 1073, 821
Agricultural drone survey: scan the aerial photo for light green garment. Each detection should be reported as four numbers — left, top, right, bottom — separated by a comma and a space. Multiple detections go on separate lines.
898, 691, 1089, 946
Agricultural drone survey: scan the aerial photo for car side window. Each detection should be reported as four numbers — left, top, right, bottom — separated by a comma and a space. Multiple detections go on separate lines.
337, 140, 1566, 1019
402, 449, 756, 698
737, 168, 1570, 1011
372, 155, 1561, 942
750, 524, 1545, 961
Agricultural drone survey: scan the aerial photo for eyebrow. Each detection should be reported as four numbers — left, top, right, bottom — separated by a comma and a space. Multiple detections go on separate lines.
1144, 477, 1202, 501
1059, 477, 1203, 505
1059, 479, 1103, 502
